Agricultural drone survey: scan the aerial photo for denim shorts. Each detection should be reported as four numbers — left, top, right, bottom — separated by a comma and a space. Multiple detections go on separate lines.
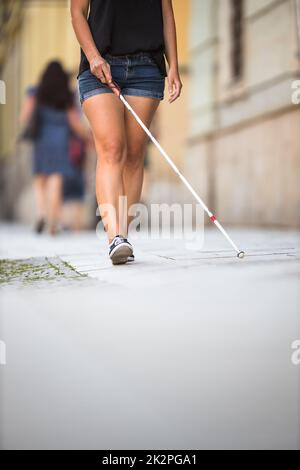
78, 52, 165, 105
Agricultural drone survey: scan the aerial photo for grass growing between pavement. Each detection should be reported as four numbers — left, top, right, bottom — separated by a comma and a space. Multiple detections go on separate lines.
0, 257, 87, 286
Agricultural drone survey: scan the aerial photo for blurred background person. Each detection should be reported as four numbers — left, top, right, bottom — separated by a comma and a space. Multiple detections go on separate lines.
19, 60, 90, 235
62, 129, 87, 232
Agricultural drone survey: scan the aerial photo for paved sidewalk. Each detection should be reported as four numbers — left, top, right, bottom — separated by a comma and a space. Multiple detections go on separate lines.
0, 223, 299, 449
1, 223, 299, 287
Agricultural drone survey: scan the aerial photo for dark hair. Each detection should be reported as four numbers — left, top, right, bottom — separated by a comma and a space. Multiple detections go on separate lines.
36, 60, 74, 110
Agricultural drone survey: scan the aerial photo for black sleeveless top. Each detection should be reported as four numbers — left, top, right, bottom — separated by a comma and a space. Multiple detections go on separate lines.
78, 0, 167, 78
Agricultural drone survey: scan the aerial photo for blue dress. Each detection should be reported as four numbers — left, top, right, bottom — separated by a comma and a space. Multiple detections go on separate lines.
27, 86, 71, 176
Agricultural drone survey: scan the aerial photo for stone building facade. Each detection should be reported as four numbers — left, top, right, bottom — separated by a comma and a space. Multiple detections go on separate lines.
186, 0, 300, 227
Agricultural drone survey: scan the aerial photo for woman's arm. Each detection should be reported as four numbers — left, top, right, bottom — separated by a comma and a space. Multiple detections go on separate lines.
19, 95, 35, 126
162, 0, 183, 103
70, 0, 112, 84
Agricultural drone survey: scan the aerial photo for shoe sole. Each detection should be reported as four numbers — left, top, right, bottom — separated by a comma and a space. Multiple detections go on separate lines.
110, 245, 133, 265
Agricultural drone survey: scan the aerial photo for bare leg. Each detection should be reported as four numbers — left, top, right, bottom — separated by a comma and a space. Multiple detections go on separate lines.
123, 96, 160, 233
33, 174, 47, 220
141, 167, 151, 203
83, 94, 127, 242
71, 201, 83, 232
47, 173, 63, 235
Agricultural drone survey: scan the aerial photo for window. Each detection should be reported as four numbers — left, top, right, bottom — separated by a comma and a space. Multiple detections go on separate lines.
230, 0, 244, 82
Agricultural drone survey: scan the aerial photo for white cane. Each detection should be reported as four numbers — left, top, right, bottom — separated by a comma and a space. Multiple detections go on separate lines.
109, 81, 245, 259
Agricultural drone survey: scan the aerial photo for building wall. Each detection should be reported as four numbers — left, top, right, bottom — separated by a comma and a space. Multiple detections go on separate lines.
214, 108, 300, 226
188, 0, 300, 227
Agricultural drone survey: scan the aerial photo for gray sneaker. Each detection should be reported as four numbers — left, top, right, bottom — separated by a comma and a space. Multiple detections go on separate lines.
124, 239, 135, 262
109, 235, 133, 265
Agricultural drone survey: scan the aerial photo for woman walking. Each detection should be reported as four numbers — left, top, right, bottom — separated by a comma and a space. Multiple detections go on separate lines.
20, 61, 90, 235
71, 0, 182, 264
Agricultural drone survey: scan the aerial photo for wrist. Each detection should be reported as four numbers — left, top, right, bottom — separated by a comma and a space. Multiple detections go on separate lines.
87, 50, 103, 64
168, 63, 179, 73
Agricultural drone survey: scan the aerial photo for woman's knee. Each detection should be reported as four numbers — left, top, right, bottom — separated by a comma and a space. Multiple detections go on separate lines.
126, 145, 145, 172
97, 139, 126, 166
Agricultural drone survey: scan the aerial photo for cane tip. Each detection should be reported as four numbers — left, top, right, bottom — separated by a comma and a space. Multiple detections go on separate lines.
237, 251, 245, 259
